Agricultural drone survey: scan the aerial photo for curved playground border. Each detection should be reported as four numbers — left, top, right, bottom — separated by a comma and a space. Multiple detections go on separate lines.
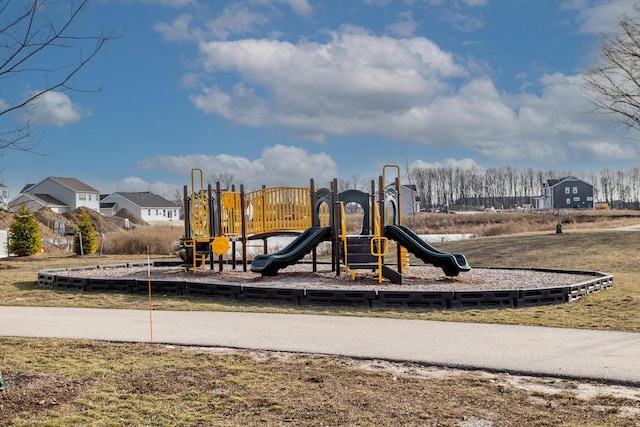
37, 261, 614, 310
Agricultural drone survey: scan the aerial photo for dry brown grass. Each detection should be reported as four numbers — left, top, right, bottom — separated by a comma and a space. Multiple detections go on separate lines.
3, 214, 640, 425
100, 224, 184, 255
403, 209, 640, 236
2, 338, 640, 426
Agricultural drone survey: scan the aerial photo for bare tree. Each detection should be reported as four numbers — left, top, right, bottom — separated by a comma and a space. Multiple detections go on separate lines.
207, 172, 235, 190
1, 0, 115, 152
582, 4, 640, 132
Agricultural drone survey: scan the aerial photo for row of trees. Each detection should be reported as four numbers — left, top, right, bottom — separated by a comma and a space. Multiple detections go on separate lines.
319, 165, 640, 211
407, 165, 640, 210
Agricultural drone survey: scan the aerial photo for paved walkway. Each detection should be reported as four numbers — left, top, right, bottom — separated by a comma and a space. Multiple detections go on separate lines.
1, 306, 639, 385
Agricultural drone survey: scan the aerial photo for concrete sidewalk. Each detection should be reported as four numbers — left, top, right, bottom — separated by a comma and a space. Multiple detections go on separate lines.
1, 306, 639, 385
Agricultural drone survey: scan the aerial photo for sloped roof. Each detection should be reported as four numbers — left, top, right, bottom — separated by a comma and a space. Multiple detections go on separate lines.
111, 191, 179, 208
32, 194, 67, 206
49, 177, 99, 193
20, 183, 35, 193
7, 193, 66, 209
547, 176, 593, 188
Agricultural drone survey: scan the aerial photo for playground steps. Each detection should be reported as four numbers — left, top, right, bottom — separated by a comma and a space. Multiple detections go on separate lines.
342, 236, 402, 284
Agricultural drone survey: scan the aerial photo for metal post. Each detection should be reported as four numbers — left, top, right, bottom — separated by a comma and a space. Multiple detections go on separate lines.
241, 184, 247, 272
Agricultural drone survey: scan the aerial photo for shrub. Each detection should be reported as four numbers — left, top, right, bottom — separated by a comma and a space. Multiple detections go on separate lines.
8, 204, 42, 256
73, 208, 98, 255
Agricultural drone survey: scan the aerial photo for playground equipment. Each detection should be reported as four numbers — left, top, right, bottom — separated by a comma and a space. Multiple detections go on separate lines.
176, 165, 470, 281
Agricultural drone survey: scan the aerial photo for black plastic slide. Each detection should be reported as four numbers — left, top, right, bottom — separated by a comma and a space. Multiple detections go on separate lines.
384, 224, 470, 276
250, 226, 333, 276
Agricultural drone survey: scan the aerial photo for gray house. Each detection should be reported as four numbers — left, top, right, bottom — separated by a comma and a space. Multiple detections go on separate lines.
8, 177, 100, 213
100, 191, 180, 222
535, 176, 594, 210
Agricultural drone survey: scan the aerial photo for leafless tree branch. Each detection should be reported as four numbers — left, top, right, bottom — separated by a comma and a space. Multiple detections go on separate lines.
0, 0, 117, 152
582, 4, 640, 132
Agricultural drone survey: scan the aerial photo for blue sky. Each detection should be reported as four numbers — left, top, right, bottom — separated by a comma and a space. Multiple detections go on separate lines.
2, 0, 639, 198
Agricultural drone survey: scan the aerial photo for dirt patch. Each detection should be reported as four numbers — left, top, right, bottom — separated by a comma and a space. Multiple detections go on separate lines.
61, 208, 122, 235
0, 371, 92, 420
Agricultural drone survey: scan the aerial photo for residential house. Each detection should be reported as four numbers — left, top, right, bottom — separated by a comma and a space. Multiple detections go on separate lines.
399, 184, 421, 216
535, 176, 594, 210
8, 177, 100, 213
100, 191, 180, 222
0, 183, 8, 209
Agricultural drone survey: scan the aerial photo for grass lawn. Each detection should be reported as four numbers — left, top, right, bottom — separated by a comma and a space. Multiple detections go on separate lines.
1, 227, 640, 425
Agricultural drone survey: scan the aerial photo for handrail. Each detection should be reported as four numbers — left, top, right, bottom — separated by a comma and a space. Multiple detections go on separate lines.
220, 187, 313, 237
339, 201, 351, 278
371, 201, 389, 283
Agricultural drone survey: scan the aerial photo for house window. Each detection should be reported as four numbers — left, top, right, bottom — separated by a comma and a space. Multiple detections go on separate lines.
573, 187, 578, 194
148, 210, 151, 215
565, 187, 570, 194
79, 194, 86, 201
156, 210, 159, 215
566, 198, 571, 205
574, 197, 580, 202
587, 197, 593, 201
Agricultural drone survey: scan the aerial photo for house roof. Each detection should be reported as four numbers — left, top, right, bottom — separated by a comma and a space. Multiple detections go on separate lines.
32, 194, 67, 206
111, 192, 179, 208
8, 193, 66, 209
49, 177, 99, 193
20, 183, 35, 193
547, 176, 593, 188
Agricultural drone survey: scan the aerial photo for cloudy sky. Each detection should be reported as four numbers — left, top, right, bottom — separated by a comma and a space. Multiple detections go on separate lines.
1, 0, 639, 197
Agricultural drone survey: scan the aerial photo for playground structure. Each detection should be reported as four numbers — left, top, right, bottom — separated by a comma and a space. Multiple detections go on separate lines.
37, 165, 614, 309
177, 166, 470, 283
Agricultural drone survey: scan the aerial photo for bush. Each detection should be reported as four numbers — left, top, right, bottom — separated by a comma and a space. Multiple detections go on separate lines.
73, 208, 98, 255
8, 204, 42, 256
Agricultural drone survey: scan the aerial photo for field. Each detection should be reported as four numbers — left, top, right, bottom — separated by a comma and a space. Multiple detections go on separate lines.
2, 211, 640, 425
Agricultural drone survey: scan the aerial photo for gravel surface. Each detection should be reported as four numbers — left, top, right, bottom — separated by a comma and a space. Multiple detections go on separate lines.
66, 263, 600, 291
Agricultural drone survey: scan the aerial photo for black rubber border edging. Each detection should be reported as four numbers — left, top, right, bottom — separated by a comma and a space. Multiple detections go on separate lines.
37, 262, 614, 310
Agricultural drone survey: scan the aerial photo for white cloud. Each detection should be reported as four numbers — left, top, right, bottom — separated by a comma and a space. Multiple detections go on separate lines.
136, 145, 338, 189
411, 158, 482, 170
154, 14, 196, 41
252, 0, 313, 17
386, 11, 418, 37
282, 0, 313, 17
573, 0, 636, 34
27, 91, 84, 127
152, 2, 640, 167
192, 27, 466, 130
91, 177, 182, 199
205, 4, 269, 40
182, 18, 638, 165
140, 0, 196, 7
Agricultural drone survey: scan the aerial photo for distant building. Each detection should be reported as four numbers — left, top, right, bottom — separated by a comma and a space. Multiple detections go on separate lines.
100, 191, 180, 222
0, 183, 8, 209
535, 176, 594, 210
8, 177, 100, 213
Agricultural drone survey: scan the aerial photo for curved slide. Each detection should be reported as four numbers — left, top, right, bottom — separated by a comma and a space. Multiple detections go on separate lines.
250, 226, 333, 276
384, 225, 471, 277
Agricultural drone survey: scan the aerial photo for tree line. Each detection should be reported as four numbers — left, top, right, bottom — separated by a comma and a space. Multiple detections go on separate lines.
408, 165, 640, 210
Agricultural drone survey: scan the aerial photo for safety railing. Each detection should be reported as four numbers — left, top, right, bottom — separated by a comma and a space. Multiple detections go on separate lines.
220, 187, 313, 237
